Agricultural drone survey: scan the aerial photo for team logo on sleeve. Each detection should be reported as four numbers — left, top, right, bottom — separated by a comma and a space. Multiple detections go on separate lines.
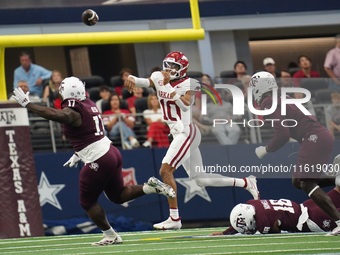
89, 162, 99, 171
323, 219, 331, 229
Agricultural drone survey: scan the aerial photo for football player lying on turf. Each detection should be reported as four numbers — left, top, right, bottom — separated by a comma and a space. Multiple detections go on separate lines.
12, 77, 175, 245
211, 186, 340, 235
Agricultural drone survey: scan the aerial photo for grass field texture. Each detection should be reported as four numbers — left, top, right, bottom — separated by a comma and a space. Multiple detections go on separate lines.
2, 227, 340, 254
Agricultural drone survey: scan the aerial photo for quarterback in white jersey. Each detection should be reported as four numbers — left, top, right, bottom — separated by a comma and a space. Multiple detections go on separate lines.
125, 51, 260, 230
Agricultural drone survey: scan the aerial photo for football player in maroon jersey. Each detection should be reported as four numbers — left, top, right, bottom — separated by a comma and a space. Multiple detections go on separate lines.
251, 71, 340, 236
212, 187, 340, 235
12, 76, 175, 245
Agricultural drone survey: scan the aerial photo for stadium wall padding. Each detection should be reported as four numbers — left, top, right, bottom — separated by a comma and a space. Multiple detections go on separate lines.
34, 141, 338, 223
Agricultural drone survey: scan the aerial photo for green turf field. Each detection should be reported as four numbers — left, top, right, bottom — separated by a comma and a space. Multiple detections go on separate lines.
2, 228, 340, 254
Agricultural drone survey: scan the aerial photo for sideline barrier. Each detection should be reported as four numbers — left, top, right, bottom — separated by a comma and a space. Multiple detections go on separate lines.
0, 102, 44, 238
34, 142, 338, 223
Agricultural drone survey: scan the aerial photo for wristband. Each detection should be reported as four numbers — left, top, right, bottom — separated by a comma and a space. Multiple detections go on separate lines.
172, 93, 180, 101
175, 98, 190, 112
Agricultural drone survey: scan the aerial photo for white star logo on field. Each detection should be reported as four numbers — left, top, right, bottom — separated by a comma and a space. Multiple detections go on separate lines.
175, 178, 211, 203
37, 172, 65, 210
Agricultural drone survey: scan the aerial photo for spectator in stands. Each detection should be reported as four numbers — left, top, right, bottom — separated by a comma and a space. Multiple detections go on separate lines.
13, 52, 52, 97
326, 91, 340, 138
9, 80, 40, 102
96, 85, 111, 113
43, 70, 63, 108
324, 34, 340, 91
263, 57, 281, 78
241, 74, 251, 101
228, 61, 248, 84
102, 94, 140, 149
142, 94, 170, 148
126, 87, 144, 114
293, 55, 320, 87
206, 90, 241, 145
294, 92, 316, 116
280, 69, 294, 87
114, 68, 133, 98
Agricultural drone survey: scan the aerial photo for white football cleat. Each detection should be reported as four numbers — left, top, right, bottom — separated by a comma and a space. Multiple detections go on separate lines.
326, 225, 340, 236
91, 234, 123, 245
153, 216, 182, 230
147, 177, 176, 199
245, 175, 260, 200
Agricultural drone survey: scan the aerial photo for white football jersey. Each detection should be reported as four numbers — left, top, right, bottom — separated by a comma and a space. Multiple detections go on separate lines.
150, 71, 199, 130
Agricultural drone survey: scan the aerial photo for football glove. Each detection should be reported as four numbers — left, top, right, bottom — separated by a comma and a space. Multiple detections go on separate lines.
255, 146, 268, 159
63, 154, 81, 168
12, 87, 30, 107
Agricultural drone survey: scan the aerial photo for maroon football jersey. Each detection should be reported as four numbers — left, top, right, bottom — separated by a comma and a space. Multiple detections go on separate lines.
301, 189, 340, 232
61, 98, 105, 151
247, 199, 302, 233
261, 96, 327, 152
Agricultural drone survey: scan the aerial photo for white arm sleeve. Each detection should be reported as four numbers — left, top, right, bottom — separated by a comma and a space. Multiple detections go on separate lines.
129, 75, 150, 88
175, 98, 190, 112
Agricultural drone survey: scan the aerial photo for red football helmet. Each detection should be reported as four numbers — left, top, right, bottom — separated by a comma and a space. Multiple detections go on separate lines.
163, 51, 189, 80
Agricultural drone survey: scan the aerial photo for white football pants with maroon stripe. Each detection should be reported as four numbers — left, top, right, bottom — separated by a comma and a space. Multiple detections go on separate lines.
162, 122, 237, 187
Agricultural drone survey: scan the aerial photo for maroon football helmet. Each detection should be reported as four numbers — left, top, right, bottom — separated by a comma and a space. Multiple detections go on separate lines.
163, 51, 189, 80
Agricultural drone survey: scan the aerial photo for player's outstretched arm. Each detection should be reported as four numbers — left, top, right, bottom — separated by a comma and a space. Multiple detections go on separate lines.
27, 104, 82, 126
13, 87, 81, 126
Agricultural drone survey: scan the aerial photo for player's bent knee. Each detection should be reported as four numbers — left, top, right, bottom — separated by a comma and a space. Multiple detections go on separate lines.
106, 193, 124, 204
80, 200, 96, 211
159, 163, 174, 178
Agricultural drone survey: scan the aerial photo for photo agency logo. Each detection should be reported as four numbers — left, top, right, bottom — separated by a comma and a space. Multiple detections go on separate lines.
200, 79, 312, 128
199, 81, 222, 110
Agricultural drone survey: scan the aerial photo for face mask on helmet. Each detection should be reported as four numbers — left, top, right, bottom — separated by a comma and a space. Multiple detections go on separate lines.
230, 203, 256, 234
162, 51, 189, 80
59, 77, 86, 101
249, 71, 278, 106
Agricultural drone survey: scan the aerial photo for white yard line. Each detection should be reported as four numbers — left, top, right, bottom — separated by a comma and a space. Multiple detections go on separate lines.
2, 239, 340, 254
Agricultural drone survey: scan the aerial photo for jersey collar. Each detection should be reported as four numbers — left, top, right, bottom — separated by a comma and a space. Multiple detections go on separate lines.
170, 77, 189, 87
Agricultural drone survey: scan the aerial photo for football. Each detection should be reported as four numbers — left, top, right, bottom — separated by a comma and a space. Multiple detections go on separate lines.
81, 9, 99, 26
